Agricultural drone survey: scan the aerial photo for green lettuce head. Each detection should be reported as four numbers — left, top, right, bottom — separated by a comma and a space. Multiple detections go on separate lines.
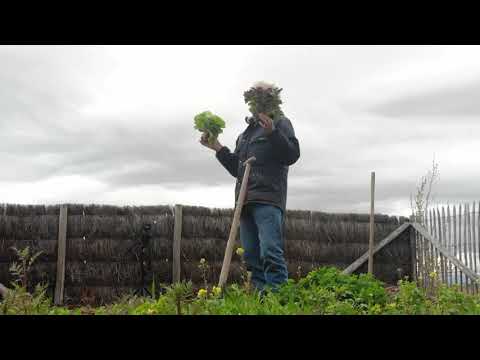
194, 111, 226, 145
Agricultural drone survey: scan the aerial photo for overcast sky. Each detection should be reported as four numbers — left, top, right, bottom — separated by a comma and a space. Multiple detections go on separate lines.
1, 45, 480, 217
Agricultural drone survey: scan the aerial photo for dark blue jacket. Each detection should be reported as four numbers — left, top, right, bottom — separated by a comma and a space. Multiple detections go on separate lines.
216, 115, 300, 212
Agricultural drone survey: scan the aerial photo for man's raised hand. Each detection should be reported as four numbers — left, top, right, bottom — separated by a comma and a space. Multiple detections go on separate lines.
258, 113, 275, 135
200, 132, 223, 152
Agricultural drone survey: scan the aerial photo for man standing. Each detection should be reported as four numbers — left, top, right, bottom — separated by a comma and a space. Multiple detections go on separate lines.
200, 81, 300, 292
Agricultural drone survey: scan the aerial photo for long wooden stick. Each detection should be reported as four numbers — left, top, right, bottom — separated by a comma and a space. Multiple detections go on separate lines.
218, 156, 256, 288
368, 171, 375, 274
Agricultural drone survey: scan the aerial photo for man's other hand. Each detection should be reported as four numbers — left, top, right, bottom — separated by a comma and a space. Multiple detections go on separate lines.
258, 113, 275, 135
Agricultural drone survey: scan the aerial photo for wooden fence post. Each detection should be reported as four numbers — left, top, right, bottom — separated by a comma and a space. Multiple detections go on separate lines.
54, 204, 68, 306
368, 171, 375, 274
409, 225, 417, 282
173, 204, 183, 283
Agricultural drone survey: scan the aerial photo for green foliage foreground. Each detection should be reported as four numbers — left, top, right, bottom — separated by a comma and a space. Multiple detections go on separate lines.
2, 267, 480, 315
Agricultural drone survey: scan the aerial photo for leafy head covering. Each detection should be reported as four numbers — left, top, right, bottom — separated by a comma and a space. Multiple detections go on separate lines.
244, 81, 284, 120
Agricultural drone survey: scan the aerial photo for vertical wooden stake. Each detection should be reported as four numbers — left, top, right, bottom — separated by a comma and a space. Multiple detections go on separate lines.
173, 204, 183, 283
467, 203, 473, 271
458, 204, 464, 291
477, 201, 480, 274
447, 205, 452, 285
471, 202, 477, 275
368, 171, 375, 275
409, 226, 417, 282
54, 204, 68, 306
464, 203, 468, 269
438, 208, 446, 283
453, 205, 458, 286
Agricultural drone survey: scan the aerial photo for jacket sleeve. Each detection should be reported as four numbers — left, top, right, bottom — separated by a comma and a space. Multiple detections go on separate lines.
215, 136, 240, 178
269, 117, 300, 166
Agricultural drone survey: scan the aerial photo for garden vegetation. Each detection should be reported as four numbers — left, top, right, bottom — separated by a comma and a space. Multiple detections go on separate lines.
1, 247, 480, 315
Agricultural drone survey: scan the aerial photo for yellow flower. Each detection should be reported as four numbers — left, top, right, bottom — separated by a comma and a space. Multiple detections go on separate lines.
197, 288, 208, 298
212, 286, 222, 297
236, 247, 244, 256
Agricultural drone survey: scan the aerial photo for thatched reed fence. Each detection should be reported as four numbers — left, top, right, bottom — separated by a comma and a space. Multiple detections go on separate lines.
0, 203, 409, 305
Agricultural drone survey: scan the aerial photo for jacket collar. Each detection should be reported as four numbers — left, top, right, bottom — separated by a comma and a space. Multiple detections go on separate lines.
246, 113, 283, 126
245, 115, 258, 125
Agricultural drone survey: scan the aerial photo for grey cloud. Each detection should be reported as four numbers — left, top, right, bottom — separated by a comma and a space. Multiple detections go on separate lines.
68, 121, 233, 187
3, 45, 480, 217
1, 115, 235, 188
0, 103, 435, 216
368, 80, 480, 118
433, 181, 480, 202
0, 45, 246, 189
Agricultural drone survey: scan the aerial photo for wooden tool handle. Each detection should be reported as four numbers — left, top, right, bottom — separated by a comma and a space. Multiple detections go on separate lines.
218, 157, 256, 288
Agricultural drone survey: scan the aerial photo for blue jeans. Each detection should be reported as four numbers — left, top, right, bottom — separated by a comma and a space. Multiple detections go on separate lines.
240, 203, 288, 292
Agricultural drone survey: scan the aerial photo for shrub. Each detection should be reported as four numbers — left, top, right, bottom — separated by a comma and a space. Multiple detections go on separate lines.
386, 280, 429, 315
3, 263, 480, 315
431, 285, 480, 315
297, 267, 388, 309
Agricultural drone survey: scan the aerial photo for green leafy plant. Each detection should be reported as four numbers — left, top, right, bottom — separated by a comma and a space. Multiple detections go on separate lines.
297, 267, 388, 308
1, 246, 50, 315
4, 264, 480, 315
243, 85, 284, 119
388, 280, 429, 315
194, 111, 226, 145
165, 281, 194, 315
1, 283, 50, 315
235, 247, 251, 292
430, 284, 480, 315
95, 295, 147, 315
9, 246, 43, 289
197, 258, 209, 291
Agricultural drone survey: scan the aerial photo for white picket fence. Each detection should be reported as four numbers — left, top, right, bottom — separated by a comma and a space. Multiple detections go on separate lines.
423, 202, 480, 288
